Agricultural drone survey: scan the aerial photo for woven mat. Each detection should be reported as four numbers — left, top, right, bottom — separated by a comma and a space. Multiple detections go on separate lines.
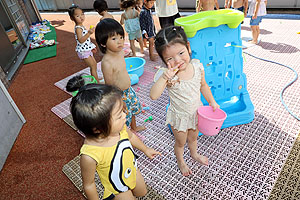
54, 18, 300, 199
62, 156, 166, 199
268, 132, 300, 200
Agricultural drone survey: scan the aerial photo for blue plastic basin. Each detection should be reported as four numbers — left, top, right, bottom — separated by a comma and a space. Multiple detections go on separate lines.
125, 57, 145, 77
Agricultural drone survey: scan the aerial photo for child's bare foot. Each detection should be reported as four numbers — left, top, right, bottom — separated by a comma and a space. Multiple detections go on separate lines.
150, 53, 158, 61
191, 153, 208, 165
249, 40, 258, 44
131, 125, 146, 132
178, 161, 192, 176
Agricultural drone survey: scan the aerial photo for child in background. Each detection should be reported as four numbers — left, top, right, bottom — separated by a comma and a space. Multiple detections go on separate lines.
120, 0, 144, 57
68, 5, 101, 83
248, 0, 267, 44
155, 0, 180, 28
135, 0, 143, 13
196, 0, 219, 12
95, 18, 145, 132
150, 26, 219, 176
93, 0, 114, 21
225, 0, 248, 18
66, 77, 161, 199
139, 0, 157, 61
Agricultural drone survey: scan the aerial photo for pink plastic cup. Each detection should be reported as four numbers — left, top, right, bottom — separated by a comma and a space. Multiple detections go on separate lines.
197, 106, 227, 136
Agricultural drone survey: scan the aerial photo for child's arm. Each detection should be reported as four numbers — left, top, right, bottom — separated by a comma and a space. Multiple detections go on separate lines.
127, 127, 161, 159
75, 27, 95, 44
215, 0, 220, 9
139, 11, 148, 38
200, 66, 219, 110
150, 62, 179, 100
80, 155, 99, 200
120, 13, 125, 25
196, 0, 202, 12
150, 74, 168, 100
101, 61, 115, 85
243, 0, 248, 17
253, 0, 261, 19
224, 0, 231, 8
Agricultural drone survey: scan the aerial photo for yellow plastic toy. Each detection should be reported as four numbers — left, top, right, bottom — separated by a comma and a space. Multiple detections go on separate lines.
90, 25, 94, 29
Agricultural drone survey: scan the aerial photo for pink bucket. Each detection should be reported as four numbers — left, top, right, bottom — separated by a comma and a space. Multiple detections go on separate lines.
197, 106, 227, 136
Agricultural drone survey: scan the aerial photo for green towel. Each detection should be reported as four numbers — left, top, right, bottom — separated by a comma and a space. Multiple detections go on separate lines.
23, 23, 57, 64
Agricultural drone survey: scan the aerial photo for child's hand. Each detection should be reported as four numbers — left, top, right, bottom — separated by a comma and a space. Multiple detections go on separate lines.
210, 101, 220, 111
163, 62, 180, 86
88, 27, 95, 34
145, 147, 161, 159
163, 62, 178, 80
92, 48, 97, 54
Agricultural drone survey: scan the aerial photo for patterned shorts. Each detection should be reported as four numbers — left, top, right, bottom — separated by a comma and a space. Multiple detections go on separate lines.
122, 87, 142, 126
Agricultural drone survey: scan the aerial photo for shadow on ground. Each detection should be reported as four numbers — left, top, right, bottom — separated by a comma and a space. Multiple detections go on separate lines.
241, 26, 273, 35
258, 41, 300, 53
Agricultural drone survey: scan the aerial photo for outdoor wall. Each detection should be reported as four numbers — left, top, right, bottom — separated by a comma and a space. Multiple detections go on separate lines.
34, 0, 300, 10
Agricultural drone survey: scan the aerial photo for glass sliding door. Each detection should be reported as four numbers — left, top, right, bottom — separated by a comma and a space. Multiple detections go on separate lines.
4, 0, 30, 43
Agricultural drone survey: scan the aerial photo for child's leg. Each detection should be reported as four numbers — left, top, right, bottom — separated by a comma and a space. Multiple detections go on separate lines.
129, 39, 136, 57
132, 169, 147, 197
114, 190, 135, 200
148, 37, 157, 61
256, 25, 260, 42
83, 56, 101, 83
130, 115, 146, 132
187, 129, 208, 165
250, 25, 259, 44
137, 37, 144, 54
171, 126, 192, 176
143, 38, 147, 48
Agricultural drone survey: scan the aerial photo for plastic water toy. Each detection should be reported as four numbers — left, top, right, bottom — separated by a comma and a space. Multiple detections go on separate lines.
197, 106, 227, 136
143, 107, 150, 110
129, 74, 139, 85
144, 116, 153, 122
90, 25, 94, 29
175, 9, 254, 129
125, 57, 146, 77
71, 75, 97, 96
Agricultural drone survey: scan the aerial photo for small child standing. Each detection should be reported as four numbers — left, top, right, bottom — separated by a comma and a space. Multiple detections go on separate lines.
150, 26, 219, 176
155, 0, 180, 28
93, 0, 114, 21
66, 77, 161, 199
248, 0, 267, 44
196, 0, 219, 12
139, 0, 157, 61
68, 5, 101, 83
225, 0, 248, 18
120, 0, 144, 57
95, 18, 145, 132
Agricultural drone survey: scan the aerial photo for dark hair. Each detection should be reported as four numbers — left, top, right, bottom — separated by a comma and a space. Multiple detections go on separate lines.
93, 0, 108, 14
66, 75, 123, 138
95, 18, 124, 53
120, 0, 136, 10
68, 4, 81, 20
155, 26, 189, 64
